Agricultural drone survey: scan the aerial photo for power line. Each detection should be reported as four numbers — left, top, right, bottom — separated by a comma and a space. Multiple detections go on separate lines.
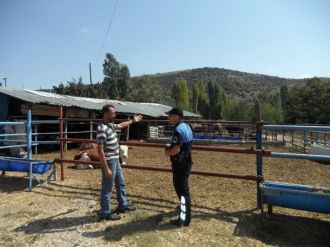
94, 0, 120, 66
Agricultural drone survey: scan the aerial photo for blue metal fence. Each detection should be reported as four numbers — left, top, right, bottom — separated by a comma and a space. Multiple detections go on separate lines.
262, 124, 330, 162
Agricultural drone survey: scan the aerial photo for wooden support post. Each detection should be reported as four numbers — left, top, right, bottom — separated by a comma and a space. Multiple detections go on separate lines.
59, 107, 64, 180
64, 111, 68, 152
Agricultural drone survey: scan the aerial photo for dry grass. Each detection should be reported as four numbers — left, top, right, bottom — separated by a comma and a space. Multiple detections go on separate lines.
0, 145, 330, 246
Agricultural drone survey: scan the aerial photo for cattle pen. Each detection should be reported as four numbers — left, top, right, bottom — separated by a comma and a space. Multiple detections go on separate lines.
1, 105, 329, 216
1, 105, 330, 246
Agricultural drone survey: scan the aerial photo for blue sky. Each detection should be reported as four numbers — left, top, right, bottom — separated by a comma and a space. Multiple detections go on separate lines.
1, 0, 329, 89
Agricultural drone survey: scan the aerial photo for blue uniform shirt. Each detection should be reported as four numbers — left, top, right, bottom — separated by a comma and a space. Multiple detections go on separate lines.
171, 122, 193, 156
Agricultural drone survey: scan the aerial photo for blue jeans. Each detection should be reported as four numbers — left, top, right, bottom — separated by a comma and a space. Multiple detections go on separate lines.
99, 159, 128, 217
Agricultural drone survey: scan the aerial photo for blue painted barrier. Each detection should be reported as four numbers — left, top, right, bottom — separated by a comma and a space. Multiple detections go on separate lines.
0, 108, 57, 190
0, 157, 52, 174
271, 152, 330, 162
193, 135, 241, 141
0, 156, 55, 191
263, 125, 330, 132
260, 181, 330, 214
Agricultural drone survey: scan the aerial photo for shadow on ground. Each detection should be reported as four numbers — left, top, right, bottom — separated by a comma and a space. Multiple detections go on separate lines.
233, 212, 330, 247
0, 175, 36, 193
14, 209, 98, 234
14, 191, 330, 246
6, 174, 330, 246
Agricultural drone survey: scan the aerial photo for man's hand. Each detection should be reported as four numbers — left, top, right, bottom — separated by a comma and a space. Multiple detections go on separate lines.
165, 144, 171, 157
134, 115, 143, 123
98, 144, 112, 178
165, 150, 171, 157
118, 115, 143, 129
104, 168, 112, 179
165, 145, 180, 157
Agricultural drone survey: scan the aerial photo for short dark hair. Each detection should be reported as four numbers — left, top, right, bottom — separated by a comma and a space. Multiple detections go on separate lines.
101, 104, 115, 116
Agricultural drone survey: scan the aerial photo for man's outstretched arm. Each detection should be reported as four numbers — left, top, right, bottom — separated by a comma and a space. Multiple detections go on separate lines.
117, 115, 143, 129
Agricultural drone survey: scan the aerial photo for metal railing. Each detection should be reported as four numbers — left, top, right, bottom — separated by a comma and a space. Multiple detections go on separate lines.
1, 105, 329, 214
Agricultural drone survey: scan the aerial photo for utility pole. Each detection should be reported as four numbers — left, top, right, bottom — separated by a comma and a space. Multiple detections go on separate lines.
89, 62, 93, 84
3, 77, 7, 87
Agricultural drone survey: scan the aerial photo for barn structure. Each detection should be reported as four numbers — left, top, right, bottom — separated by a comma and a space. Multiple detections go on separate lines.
0, 87, 200, 153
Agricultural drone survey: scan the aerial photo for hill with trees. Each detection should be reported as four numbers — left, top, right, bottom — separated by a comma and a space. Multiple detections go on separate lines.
134, 67, 308, 103
52, 53, 330, 124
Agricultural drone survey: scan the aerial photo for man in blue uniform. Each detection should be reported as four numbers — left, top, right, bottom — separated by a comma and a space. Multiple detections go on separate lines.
165, 107, 193, 227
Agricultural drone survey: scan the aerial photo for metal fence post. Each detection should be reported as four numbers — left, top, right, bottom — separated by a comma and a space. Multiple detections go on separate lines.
26, 106, 32, 160
34, 124, 38, 155
254, 101, 263, 209
26, 106, 33, 191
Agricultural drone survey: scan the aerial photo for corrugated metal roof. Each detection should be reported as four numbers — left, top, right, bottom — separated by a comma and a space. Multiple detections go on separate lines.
0, 87, 200, 118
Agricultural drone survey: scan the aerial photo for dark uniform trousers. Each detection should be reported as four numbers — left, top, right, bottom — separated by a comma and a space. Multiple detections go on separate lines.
171, 154, 192, 225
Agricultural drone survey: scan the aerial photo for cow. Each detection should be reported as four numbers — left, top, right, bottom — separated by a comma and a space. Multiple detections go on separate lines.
3, 124, 27, 158
74, 143, 129, 170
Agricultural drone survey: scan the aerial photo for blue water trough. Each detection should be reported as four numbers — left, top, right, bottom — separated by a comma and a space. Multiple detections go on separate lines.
260, 181, 330, 214
0, 156, 55, 191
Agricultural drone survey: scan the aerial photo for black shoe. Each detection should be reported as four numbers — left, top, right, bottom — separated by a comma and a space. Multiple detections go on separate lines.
170, 218, 190, 227
97, 213, 121, 221
116, 204, 137, 213
170, 218, 183, 227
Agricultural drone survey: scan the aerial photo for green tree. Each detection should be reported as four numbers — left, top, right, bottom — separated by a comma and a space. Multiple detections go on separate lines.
207, 81, 226, 119
172, 79, 189, 110
223, 98, 252, 121
102, 53, 130, 99
280, 85, 288, 109
257, 92, 283, 123
286, 78, 330, 124
118, 64, 130, 98
197, 81, 209, 118
191, 84, 199, 113
208, 81, 215, 119
53, 83, 66, 94
53, 77, 86, 96
127, 77, 162, 102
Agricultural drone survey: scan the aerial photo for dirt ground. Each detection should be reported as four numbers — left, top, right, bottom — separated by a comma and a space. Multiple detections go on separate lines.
1, 144, 330, 247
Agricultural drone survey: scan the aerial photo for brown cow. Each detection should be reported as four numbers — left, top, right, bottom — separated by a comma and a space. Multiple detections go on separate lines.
74, 144, 129, 169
